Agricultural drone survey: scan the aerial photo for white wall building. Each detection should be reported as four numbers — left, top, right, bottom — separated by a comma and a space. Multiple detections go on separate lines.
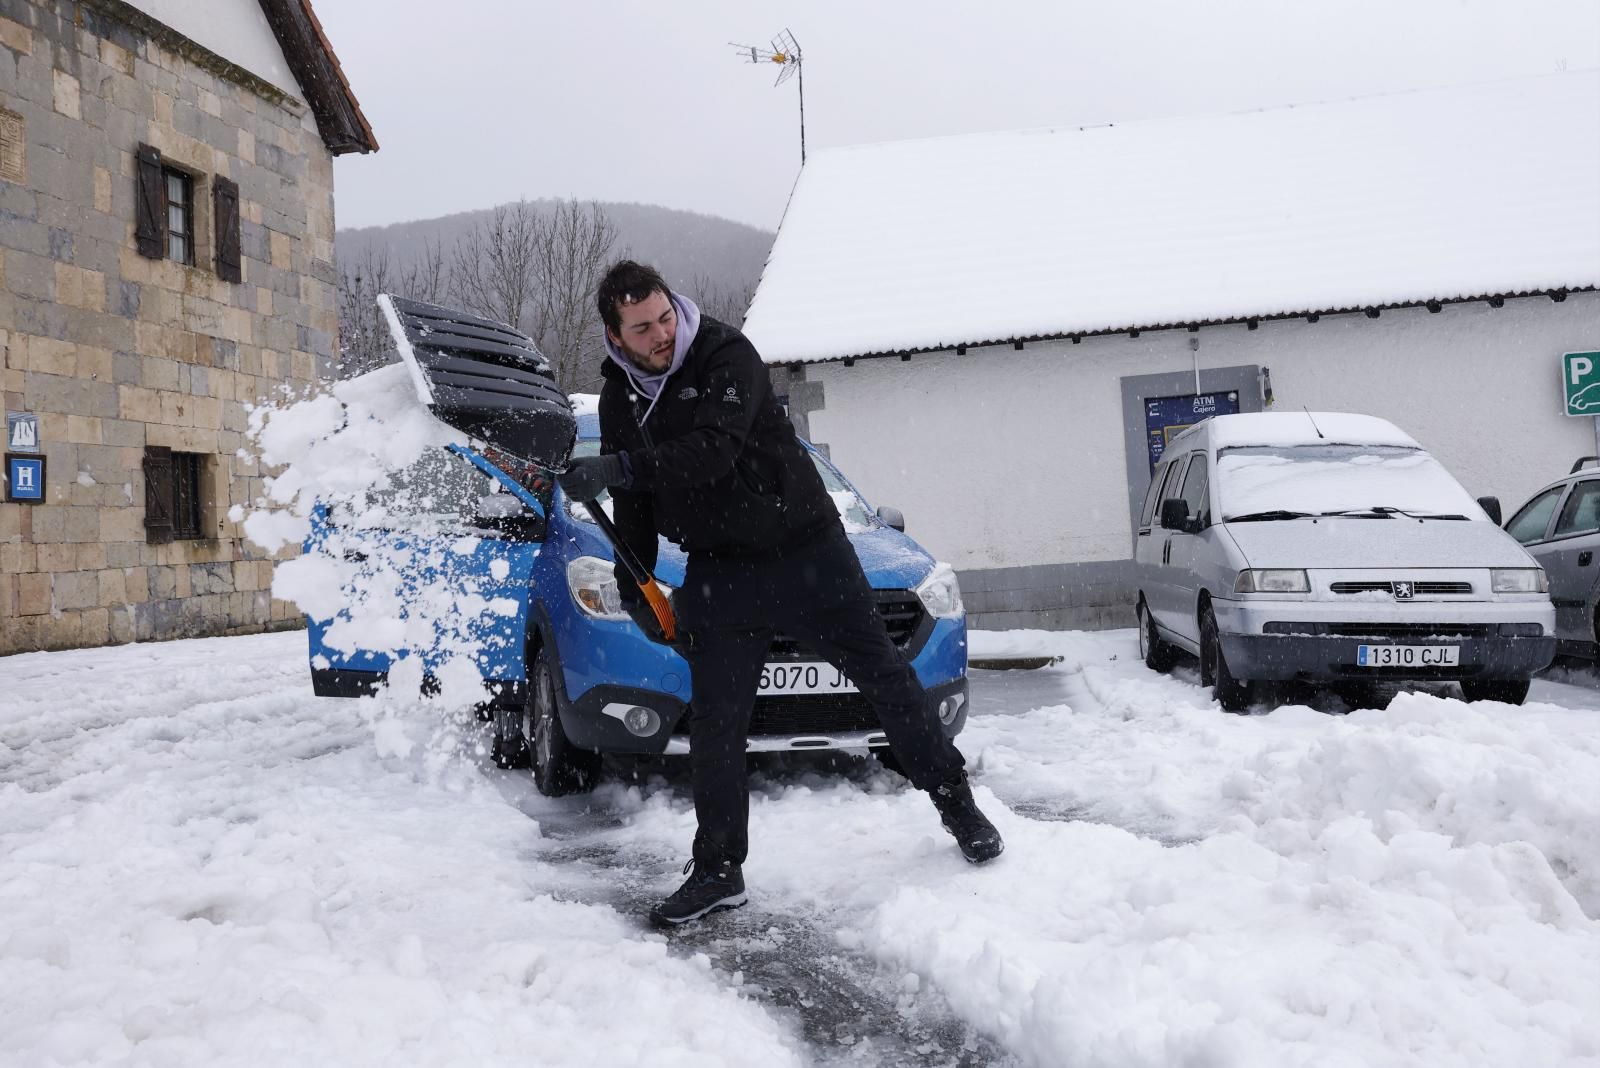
744, 71, 1600, 629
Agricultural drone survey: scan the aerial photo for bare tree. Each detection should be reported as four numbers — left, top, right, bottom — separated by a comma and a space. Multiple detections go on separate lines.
529, 199, 619, 393
336, 247, 395, 377
448, 200, 542, 330
400, 239, 449, 305
335, 241, 453, 378
689, 272, 756, 329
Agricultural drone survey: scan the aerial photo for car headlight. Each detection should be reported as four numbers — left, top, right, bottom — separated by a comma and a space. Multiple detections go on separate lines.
1234, 569, 1310, 594
916, 562, 964, 619
1491, 568, 1548, 594
566, 556, 628, 620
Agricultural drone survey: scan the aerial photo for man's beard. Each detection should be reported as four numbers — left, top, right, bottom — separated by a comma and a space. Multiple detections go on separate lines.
622, 336, 673, 373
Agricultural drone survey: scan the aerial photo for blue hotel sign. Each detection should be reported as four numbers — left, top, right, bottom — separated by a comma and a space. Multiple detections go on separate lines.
5, 453, 45, 503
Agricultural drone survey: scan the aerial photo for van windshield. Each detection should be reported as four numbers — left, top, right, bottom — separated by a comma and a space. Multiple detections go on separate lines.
1217, 444, 1482, 522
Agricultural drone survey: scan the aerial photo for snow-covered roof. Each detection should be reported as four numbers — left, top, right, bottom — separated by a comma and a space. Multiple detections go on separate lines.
1193, 412, 1420, 451
743, 72, 1600, 365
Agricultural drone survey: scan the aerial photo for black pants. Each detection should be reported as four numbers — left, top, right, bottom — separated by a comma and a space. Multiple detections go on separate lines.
674, 528, 965, 866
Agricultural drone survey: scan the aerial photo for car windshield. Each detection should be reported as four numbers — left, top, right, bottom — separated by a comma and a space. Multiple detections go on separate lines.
340, 447, 516, 536
566, 440, 876, 530
1217, 444, 1482, 522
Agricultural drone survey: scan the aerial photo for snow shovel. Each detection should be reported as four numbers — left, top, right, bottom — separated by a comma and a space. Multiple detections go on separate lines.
377, 294, 676, 642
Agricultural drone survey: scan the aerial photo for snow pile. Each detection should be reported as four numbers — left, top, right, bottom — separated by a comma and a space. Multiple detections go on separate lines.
0, 634, 804, 1068
594, 630, 1600, 1065
894, 631, 1600, 1066
238, 365, 520, 751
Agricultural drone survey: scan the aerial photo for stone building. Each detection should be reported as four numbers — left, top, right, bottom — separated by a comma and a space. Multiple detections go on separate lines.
1, 0, 376, 654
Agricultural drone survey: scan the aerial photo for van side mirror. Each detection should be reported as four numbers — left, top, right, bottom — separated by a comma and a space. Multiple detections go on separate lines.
1476, 496, 1502, 526
877, 505, 906, 532
1159, 498, 1191, 531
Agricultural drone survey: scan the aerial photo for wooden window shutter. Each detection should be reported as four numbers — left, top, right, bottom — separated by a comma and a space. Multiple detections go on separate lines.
213, 175, 242, 283
135, 143, 164, 259
143, 446, 174, 543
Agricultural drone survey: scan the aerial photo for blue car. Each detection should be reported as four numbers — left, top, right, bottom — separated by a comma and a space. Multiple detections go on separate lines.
307, 412, 970, 794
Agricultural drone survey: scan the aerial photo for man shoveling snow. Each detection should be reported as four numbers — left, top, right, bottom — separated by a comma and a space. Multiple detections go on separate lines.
558, 261, 1003, 927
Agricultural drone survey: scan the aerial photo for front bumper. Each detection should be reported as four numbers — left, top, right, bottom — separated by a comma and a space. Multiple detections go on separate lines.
1209, 597, 1556, 681
560, 677, 970, 755
1218, 632, 1555, 681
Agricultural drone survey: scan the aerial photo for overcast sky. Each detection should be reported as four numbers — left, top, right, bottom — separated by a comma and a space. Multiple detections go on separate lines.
314, 0, 1600, 233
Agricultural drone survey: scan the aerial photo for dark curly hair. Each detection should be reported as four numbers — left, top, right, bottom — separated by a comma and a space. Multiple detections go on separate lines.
596, 260, 674, 334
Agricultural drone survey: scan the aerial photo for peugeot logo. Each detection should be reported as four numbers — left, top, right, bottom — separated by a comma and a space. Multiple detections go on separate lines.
1392, 581, 1414, 601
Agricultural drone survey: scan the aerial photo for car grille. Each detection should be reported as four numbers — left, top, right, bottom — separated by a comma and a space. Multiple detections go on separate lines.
1326, 622, 1496, 639
673, 694, 881, 736
766, 590, 926, 659
1329, 581, 1473, 595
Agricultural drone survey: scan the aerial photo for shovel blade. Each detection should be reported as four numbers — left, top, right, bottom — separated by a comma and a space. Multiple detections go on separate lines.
378, 294, 575, 473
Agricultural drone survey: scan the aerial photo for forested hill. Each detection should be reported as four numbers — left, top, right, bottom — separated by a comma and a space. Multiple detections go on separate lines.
336, 199, 774, 306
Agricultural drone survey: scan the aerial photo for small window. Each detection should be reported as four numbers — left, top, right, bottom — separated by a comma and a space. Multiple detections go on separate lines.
143, 447, 208, 542
1553, 480, 1600, 538
1139, 462, 1170, 528
1506, 486, 1564, 545
1180, 455, 1209, 525
164, 168, 194, 265
1156, 455, 1188, 509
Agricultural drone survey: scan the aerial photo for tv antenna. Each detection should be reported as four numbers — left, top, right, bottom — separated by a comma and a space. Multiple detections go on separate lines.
731, 29, 806, 163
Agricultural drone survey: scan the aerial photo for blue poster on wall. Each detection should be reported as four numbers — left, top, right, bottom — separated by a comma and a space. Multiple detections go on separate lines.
1145, 391, 1240, 471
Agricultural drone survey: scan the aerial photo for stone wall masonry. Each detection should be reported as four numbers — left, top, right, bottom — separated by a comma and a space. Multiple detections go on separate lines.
1, 0, 339, 655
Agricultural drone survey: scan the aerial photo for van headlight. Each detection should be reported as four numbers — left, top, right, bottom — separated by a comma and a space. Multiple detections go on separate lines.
1491, 568, 1548, 594
1234, 569, 1310, 594
916, 562, 964, 619
567, 556, 629, 619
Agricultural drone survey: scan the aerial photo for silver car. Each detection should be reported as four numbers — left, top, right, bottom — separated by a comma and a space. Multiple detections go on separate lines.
1505, 458, 1600, 658
1133, 413, 1555, 710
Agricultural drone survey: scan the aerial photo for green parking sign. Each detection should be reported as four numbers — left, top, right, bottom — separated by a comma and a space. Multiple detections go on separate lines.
1564, 351, 1600, 416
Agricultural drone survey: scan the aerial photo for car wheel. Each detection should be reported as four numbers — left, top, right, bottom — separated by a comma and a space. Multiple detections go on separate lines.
1138, 598, 1177, 673
491, 704, 529, 768
1200, 606, 1259, 713
1459, 678, 1531, 705
523, 646, 601, 796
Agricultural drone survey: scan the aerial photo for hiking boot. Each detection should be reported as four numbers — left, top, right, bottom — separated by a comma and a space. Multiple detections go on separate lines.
930, 774, 1004, 863
648, 858, 747, 928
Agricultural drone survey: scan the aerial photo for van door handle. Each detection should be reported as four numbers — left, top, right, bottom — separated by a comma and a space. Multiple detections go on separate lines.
1580, 551, 1593, 567
1162, 539, 1172, 565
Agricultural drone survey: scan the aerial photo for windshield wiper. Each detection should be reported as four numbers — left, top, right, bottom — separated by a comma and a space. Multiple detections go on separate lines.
1223, 510, 1315, 522
1320, 507, 1468, 520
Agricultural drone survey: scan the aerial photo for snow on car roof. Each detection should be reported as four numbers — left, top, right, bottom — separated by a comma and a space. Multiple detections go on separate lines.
1183, 412, 1420, 451
743, 71, 1600, 365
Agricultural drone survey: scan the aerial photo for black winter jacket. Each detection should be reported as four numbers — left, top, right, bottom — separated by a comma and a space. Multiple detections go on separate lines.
599, 316, 840, 570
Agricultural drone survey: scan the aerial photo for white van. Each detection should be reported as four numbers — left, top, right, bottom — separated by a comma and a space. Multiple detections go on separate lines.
1133, 412, 1554, 709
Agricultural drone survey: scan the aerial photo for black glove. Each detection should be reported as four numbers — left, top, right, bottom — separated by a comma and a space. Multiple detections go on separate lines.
623, 587, 676, 646
558, 453, 627, 503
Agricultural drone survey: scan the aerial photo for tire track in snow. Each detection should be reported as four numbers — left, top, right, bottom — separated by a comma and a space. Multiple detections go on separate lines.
507, 780, 1020, 1068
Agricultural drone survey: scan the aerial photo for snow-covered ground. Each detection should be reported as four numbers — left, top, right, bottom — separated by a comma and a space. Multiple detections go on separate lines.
3, 629, 1598, 1067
